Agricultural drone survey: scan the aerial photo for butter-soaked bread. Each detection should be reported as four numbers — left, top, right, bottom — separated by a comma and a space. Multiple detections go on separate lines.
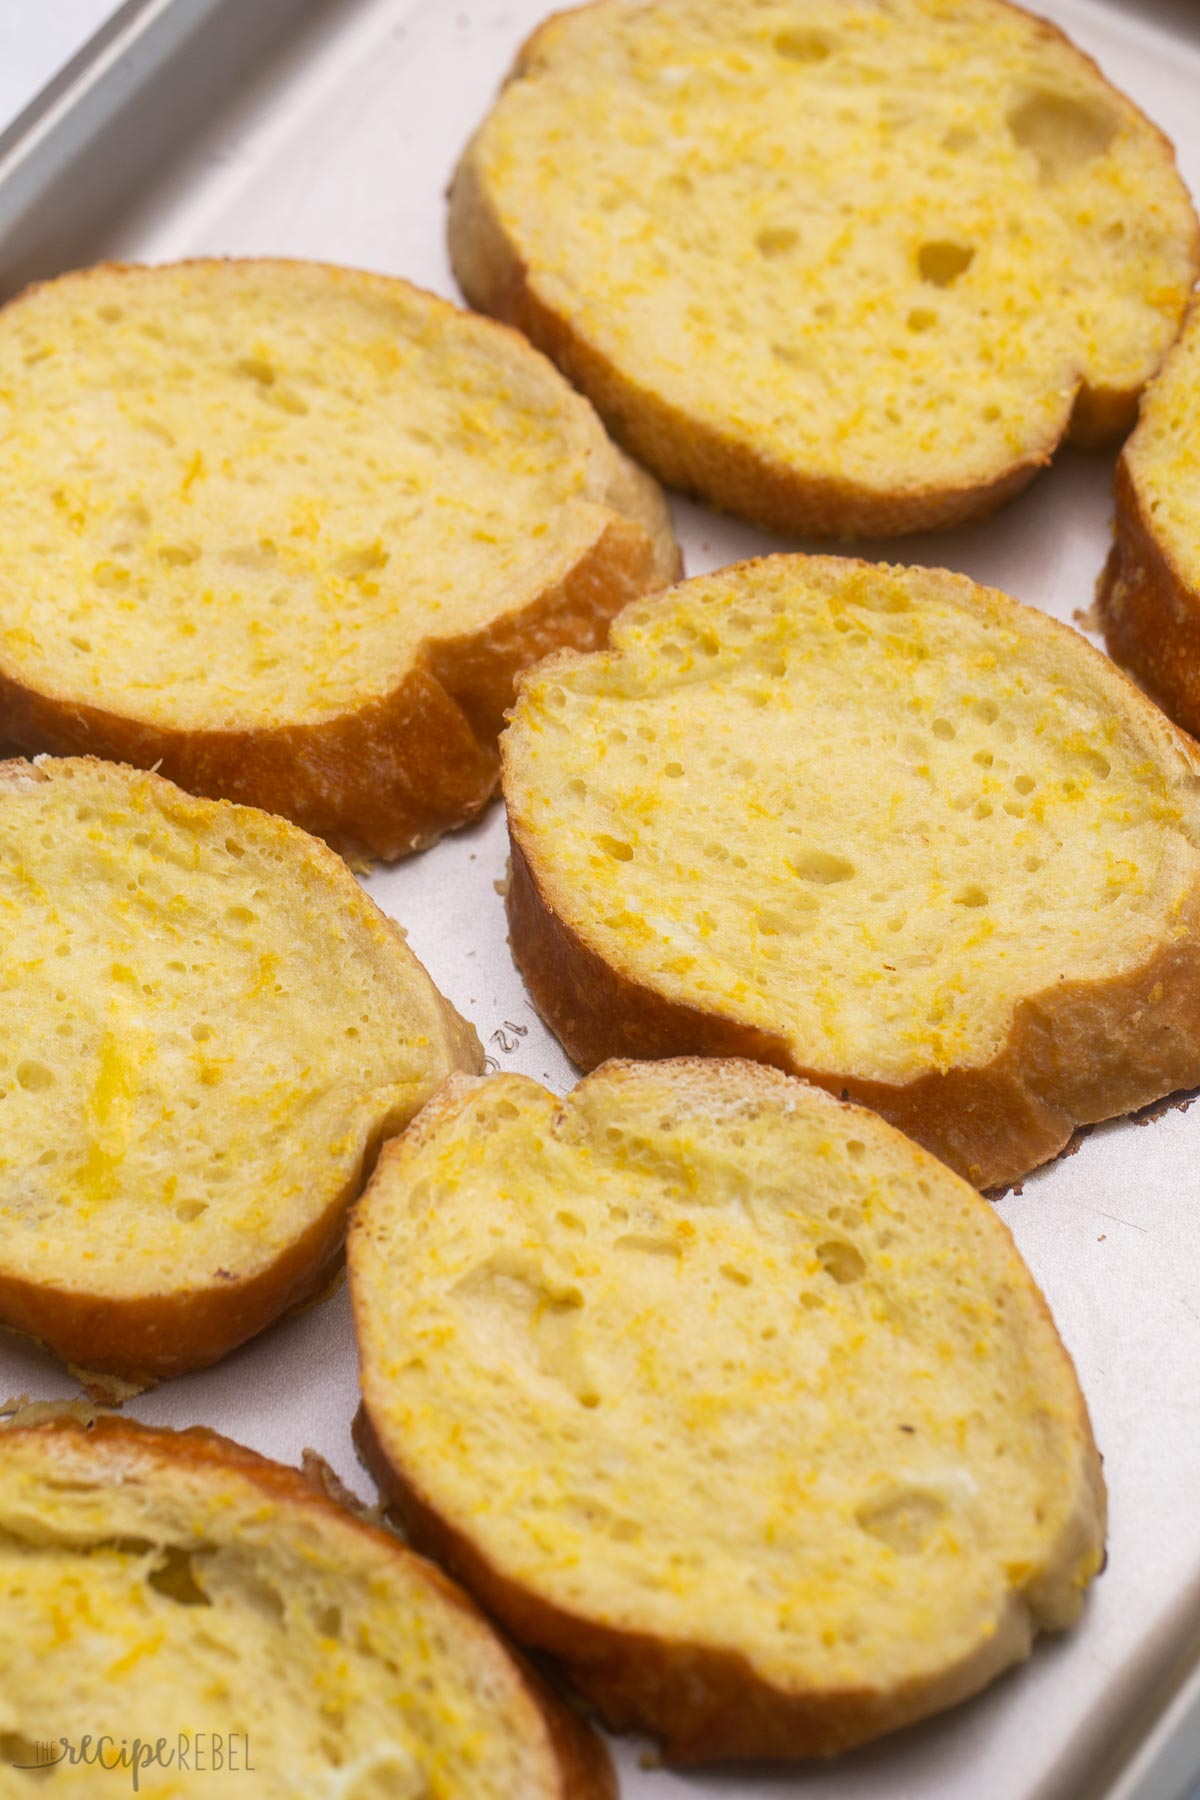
0, 1415, 614, 1798
502, 555, 1200, 1190
0, 757, 481, 1383
0, 259, 678, 858
450, 0, 1199, 537
351, 1060, 1105, 1763
1100, 301, 1200, 736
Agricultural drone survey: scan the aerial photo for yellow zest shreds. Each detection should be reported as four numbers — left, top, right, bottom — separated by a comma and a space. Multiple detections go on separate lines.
0, 261, 604, 729
0, 1428, 560, 1797
504, 556, 1200, 1084
353, 1063, 1105, 1716
0, 759, 474, 1299
464, 0, 1197, 520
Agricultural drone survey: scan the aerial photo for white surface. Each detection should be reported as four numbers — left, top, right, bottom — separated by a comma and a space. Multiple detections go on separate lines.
0, 2, 1198, 1797
0, 0, 119, 130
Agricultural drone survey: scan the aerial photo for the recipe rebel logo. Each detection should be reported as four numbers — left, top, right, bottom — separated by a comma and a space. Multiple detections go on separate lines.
4, 1732, 254, 1787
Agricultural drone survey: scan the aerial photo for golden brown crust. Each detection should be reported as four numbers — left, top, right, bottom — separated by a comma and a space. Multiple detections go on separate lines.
0, 755, 482, 1382
1098, 449, 1200, 740
0, 1414, 615, 1799
451, 140, 1051, 540
0, 259, 679, 863
448, 0, 1199, 540
357, 1369, 1037, 1762
0, 1144, 352, 1386
502, 574, 1200, 1192
351, 1058, 1106, 1765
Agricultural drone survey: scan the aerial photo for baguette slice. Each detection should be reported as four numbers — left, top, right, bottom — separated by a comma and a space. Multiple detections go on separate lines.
501, 554, 1200, 1190
1099, 299, 1200, 735
0, 1414, 614, 1798
351, 1060, 1106, 1763
450, 0, 1199, 538
0, 258, 678, 859
0, 756, 481, 1384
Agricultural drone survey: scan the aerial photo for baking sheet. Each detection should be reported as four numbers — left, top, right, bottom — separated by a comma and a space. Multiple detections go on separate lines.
0, 1, 1198, 1796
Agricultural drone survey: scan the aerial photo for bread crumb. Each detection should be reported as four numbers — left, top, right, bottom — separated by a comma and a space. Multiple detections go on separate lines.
68, 1366, 152, 1405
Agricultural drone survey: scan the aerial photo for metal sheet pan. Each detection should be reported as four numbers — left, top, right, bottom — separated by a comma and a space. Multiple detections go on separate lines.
0, 2, 1197, 1795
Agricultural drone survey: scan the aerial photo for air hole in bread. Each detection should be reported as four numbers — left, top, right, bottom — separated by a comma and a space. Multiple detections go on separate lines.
594, 834, 634, 861
236, 355, 276, 388
773, 343, 813, 372
1007, 89, 1119, 183
816, 1239, 866, 1284
147, 1545, 211, 1606
16, 1060, 53, 1092
615, 1234, 680, 1260
954, 884, 989, 908
159, 542, 201, 567
790, 849, 855, 884
774, 27, 832, 62
931, 718, 956, 740
857, 1488, 946, 1554
907, 308, 937, 333
756, 226, 799, 259
917, 241, 975, 287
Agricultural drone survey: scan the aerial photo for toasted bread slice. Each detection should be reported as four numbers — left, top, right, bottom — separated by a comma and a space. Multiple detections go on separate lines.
351, 1059, 1105, 1763
0, 756, 481, 1383
0, 1414, 614, 1797
501, 554, 1200, 1190
1099, 299, 1200, 735
0, 259, 678, 860
450, 0, 1199, 538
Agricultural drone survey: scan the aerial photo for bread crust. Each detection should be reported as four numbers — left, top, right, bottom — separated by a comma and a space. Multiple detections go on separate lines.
0, 1414, 615, 1800
0, 756, 482, 1383
352, 1064, 1106, 1762
449, 0, 1199, 539
502, 559, 1200, 1191
0, 260, 680, 862
1098, 314, 1200, 736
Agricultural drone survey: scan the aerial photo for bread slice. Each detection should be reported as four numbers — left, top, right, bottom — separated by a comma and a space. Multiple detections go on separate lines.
351, 1058, 1106, 1763
501, 553, 1200, 1191
0, 258, 679, 860
450, 0, 1199, 539
1099, 298, 1200, 736
0, 1413, 614, 1797
0, 756, 481, 1384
